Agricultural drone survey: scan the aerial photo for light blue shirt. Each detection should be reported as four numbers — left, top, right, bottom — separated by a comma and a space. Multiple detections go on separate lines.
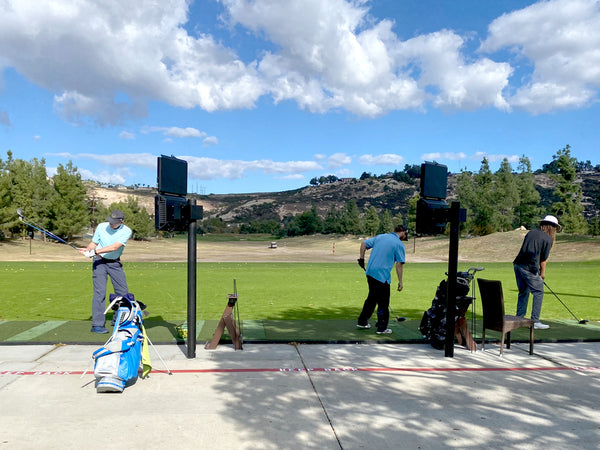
92, 222, 132, 260
364, 232, 405, 284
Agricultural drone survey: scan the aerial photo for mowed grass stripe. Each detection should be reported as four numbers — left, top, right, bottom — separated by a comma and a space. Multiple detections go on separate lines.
6, 321, 68, 342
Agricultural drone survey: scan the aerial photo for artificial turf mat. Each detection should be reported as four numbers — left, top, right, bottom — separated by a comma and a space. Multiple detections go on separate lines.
0, 319, 598, 345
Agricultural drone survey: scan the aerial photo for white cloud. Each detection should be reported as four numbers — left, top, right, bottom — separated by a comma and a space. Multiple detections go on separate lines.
0, 0, 597, 124
119, 131, 136, 140
472, 151, 520, 164
202, 136, 219, 146
327, 153, 352, 169
141, 126, 207, 139
358, 153, 403, 165
480, 0, 600, 113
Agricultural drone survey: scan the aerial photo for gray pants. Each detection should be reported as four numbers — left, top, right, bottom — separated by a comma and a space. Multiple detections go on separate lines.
514, 264, 544, 322
92, 258, 128, 327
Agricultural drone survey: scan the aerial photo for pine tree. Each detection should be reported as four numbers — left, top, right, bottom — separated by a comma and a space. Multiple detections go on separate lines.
494, 158, 519, 231
50, 161, 88, 239
550, 145, 587, 233
515, 156, 541, 229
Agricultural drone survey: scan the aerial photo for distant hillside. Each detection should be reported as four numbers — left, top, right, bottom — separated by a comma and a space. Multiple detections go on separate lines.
88, 172, 600, 225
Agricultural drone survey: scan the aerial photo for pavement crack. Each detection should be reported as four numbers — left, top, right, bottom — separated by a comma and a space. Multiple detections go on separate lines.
293, 343, 344, 450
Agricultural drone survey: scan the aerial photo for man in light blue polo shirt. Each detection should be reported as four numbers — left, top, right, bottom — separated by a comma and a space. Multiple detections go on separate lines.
357, 225, 407, 334
79, 210, 132, 334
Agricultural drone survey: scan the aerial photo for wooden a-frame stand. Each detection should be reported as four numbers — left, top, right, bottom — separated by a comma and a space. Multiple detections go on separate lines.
204, 294, 243, 350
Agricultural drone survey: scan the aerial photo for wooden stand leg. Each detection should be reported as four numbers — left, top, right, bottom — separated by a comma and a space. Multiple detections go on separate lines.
205, 295, 242, 350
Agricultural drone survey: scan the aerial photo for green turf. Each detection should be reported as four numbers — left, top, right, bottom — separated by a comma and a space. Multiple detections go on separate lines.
1, 261, 599, 324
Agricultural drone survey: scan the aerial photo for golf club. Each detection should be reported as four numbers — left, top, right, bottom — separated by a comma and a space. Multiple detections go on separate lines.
544, 281, 588, 324
389, 304, 406, 322
17, 208, 80, 251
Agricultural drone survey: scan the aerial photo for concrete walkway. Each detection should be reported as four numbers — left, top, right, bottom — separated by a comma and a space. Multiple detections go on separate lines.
1, 341, 599, 449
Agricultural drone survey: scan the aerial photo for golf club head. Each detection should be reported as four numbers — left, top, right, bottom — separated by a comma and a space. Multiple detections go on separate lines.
579, 319, 589, 324
396, 316, 406, 322
16, 208, 24, 219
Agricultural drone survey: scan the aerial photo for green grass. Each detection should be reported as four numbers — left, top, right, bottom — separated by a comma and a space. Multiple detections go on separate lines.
1, 261, 599, 322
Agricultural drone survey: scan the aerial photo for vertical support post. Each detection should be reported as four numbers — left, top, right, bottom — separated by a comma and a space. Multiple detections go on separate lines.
444, 201, 461, 358
186, 198, 197, 359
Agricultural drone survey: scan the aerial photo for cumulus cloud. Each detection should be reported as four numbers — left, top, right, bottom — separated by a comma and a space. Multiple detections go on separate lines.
480, 0, 600, 113
327, 153, 352, 169
0, 0, 597, 124
421, 152, 468, 161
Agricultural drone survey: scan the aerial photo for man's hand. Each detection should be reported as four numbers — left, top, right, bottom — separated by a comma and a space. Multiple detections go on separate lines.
82, 249, 95, 258
397, 282, 403, 292
357, 258, 365, 270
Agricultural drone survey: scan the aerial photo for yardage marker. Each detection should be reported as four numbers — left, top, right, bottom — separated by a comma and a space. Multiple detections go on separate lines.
5, 321, 68, 342
3, 365, 599, 376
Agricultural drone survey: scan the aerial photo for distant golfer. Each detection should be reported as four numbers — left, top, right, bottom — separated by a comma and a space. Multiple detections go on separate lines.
357, 225, 407, 334
514, 215, 560, 330
79, 210, 132, 334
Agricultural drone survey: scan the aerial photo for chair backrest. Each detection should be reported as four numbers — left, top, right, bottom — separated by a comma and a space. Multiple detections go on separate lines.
477, 278, 506, 331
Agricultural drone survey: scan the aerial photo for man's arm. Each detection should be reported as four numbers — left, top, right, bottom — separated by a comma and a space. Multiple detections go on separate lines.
539, 260, 547, 279
357, 242, 367, 270
395, 262, 404, 291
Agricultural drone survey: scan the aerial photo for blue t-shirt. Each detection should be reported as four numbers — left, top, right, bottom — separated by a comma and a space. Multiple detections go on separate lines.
364, 232, 406, 284
92, 222, 132, 260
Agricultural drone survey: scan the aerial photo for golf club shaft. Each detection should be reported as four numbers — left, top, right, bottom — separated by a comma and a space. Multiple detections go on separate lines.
543, 281, 582, 322
18, 212, 79, 250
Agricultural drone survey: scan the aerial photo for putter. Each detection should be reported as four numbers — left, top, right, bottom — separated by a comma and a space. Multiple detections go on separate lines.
544, 281, 588, 324
17, 208, 79, 251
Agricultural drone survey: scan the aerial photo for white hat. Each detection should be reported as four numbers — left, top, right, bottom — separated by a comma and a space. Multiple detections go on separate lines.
540, 215, 561, 231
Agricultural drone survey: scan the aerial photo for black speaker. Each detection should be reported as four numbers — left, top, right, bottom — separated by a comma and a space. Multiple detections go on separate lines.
155, 194, 188, 231
420, 162, 447, 200
416, 198, 448, 235
157, 155, 187, 196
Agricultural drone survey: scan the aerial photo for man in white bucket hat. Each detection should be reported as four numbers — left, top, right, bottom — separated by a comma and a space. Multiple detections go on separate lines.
513, 215, 561, 329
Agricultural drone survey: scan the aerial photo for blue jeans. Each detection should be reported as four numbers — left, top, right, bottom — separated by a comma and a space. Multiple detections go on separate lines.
514, 264, 544, 322
92, 258, 129, 327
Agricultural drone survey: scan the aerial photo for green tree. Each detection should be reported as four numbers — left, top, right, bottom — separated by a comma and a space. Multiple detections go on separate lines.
286, 206, 322, 236
49, 161, 88, 239
494, 158, 519, 231
378, 209, 394, 234
363, 206, 380, 236
470, 158, 496, 235
109, 197, 154, 240
514, 156, 541, 229
340, 200, 361, 234
550, 145, 587, 233
323, 205, 342, 234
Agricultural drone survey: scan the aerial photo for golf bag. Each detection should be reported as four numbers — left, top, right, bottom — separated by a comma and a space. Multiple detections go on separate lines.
93, 293, 151, 393
419, 271, 473, 350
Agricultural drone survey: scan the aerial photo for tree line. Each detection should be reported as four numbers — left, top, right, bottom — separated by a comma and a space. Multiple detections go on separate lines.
1, 145, 598, 242
0, 151, 153, 242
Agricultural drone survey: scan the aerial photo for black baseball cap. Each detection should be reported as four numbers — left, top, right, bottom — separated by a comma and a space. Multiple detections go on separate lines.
107, 210, 125, 225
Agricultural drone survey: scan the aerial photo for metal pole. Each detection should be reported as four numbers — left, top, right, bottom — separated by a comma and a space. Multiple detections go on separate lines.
444, 201, 461, 358
186, 198, 197, 359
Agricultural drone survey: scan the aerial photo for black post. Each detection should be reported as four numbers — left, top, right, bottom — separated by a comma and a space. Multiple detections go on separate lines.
444, 201, 461, 357
186, 198, 197, 359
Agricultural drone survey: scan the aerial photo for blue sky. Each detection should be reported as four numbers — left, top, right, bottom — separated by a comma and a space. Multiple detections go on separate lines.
0, 0, 599, 194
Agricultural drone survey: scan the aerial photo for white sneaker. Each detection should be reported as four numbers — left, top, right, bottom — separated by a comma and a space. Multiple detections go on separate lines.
534, 322, 550, 330
376, 328, 392, 334
356, 323, 371, 329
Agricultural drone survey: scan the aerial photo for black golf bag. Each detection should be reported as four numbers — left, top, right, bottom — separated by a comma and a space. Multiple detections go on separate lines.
419, 271, 473, 350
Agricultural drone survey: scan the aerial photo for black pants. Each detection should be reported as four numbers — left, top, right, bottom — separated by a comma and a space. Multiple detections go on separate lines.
358, 275, 390, 332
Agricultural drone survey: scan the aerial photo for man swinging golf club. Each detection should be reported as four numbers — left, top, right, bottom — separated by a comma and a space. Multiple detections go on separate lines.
78, 210, 132, 334
357, 225, 407, 334
514, 214, 560, 330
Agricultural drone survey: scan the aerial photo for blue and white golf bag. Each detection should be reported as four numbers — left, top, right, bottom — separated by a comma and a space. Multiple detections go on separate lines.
93, 293, 151, 393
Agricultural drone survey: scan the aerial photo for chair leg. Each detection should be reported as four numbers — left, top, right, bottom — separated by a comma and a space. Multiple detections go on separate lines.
481, 328, 486, 351
500, 332, 505, 356
529, 325, 534, 355
506, 331, 511, 349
